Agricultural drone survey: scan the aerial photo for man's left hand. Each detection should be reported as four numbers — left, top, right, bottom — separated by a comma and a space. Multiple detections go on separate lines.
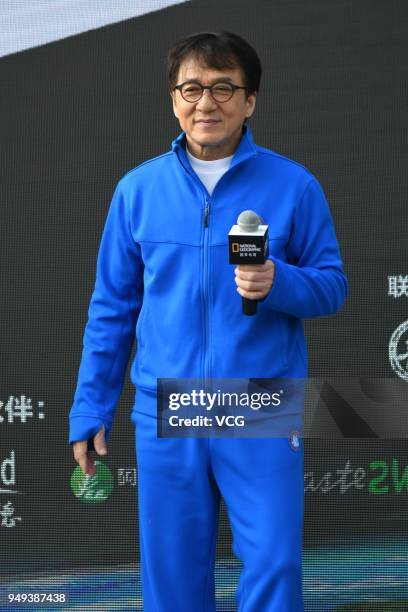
234, 259, 275, 300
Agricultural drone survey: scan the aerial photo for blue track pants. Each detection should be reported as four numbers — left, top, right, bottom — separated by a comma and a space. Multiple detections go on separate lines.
133, 389, 304, 611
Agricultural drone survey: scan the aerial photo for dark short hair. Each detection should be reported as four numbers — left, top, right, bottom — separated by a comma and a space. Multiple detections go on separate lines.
167, 31, 262, 97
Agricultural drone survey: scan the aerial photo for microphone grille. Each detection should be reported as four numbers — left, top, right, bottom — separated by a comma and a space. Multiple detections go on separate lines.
237, 210, 261, 232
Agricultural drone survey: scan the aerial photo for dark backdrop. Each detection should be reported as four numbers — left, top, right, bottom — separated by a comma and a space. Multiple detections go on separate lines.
1, 0, 407, 593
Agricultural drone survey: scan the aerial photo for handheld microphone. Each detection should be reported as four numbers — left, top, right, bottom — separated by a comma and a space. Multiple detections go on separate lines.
228, 211, 269, 316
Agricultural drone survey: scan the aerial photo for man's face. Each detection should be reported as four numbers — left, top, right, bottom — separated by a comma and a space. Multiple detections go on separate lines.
170, 56, 257, 160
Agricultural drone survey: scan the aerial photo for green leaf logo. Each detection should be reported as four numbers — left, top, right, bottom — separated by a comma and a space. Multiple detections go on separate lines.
70, 460, 113, 504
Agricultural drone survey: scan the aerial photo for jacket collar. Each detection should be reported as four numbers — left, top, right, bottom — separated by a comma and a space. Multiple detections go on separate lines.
171, 123, 257, 173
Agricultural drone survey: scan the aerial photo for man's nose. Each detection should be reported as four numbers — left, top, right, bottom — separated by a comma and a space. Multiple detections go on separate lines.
196, 89, 218, 109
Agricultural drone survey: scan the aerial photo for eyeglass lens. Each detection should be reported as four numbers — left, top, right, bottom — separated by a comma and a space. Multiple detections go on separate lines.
181, 83, 234, 102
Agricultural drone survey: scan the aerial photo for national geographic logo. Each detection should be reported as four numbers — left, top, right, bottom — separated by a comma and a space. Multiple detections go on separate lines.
232, 242, 261, 253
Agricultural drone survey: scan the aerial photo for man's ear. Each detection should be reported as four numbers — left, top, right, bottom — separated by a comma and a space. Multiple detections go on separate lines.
170, 90, 179, 119
245, 91, 257, 119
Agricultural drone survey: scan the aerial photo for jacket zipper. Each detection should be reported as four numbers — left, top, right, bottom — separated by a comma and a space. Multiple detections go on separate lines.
178, 158, 212, 382
177, 150, 244, 381
203, 196, 210, 381
204, 203, 209, 228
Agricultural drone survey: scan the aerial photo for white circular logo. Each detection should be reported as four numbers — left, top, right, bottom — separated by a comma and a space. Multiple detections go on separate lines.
389, 320, 408, 382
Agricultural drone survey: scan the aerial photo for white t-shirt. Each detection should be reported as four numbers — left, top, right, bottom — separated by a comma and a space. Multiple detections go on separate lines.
186, 145, 234, 196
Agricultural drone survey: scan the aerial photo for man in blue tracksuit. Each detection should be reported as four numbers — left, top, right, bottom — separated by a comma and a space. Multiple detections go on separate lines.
69, 31, 348, 611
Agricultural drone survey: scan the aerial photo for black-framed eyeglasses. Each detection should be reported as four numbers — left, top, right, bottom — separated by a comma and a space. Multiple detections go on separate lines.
174, 81, 248, 103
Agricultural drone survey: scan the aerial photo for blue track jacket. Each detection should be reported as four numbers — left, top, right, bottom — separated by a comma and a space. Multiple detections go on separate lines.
68, 124, 348, 445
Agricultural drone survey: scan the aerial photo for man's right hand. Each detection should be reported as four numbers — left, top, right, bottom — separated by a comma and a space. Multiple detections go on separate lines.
72, 424, 107, 477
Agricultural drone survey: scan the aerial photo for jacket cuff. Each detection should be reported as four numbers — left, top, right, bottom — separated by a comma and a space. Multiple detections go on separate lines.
68, 415, 110, 446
